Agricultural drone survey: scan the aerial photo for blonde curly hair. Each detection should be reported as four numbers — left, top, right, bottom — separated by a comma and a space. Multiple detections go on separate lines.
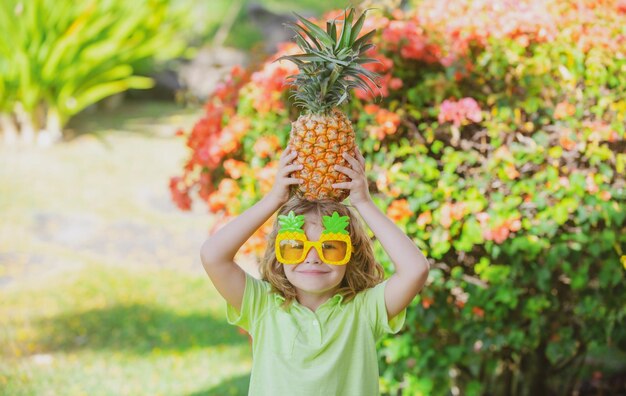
259, 196, 385, 309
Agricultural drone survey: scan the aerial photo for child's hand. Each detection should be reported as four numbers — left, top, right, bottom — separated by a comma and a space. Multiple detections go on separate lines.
267, 146, 303, 206
332, 147, 372, 207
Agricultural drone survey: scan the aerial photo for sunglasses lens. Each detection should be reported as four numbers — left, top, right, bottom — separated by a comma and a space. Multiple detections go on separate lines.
321, 240, 348, 262
279, 239, 305, 262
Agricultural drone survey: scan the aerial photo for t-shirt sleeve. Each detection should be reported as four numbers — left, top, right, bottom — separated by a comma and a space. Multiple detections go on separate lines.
225, 272, 270, 333
361, 279, 407, 341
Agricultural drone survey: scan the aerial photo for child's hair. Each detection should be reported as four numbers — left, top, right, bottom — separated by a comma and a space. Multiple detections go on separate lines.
259, 196, 385, 309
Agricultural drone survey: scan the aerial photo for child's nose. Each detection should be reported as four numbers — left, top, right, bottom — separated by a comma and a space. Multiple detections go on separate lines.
304, 245, 321, 263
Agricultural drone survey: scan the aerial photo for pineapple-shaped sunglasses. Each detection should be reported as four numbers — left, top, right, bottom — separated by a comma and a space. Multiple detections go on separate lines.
275, 211, 352, 265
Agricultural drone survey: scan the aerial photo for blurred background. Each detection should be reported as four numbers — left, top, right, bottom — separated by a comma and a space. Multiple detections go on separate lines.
0, 1, 340, 394
1, 0, 625, 395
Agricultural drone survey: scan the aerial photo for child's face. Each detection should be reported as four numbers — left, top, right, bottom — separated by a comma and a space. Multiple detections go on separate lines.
282, 212, 348, 298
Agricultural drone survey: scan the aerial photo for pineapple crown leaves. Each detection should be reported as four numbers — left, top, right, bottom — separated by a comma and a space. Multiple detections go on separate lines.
277, 211, 305, 234
321, 211, 350, 235
276, 7, 382, 114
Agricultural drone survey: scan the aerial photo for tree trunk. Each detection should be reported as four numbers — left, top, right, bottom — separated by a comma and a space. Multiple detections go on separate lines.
0, 112, 19, 146
14, 102, 37, 146
519, 340, 550, 396
40, 106, 64, 146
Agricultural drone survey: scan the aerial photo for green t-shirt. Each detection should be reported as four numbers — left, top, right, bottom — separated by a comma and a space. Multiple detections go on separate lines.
226, 272, 407, 396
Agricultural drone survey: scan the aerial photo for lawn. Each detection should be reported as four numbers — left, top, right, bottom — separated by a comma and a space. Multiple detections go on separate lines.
0, 101, 254, 395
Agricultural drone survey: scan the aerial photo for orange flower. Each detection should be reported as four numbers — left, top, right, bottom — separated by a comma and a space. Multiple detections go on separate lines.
216, 116, 250, 156
554, 101, 576, 119
229, 116, 251, 139
376, 109, 401, 131
387, 199, 412, 222
559, 129, 577, 150
490, 224, 510, 244
441, 202, 467, 228
256, 162, 278, 194
253, 135, 281, 159
219, 178, 239, 196
599, 190, 612, 201
207, 179, 240, 213
450, 202, 467, 221
417, 210, 432, 228
421, 296, 434, 309
504, 163, 520, 180
364, 104, 380, 115
369, 109, 401, 139
223, 159, 247, 179
504, 216, 522, 232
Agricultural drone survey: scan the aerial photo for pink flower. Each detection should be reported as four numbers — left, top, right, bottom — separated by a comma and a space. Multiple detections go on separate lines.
438, 97, 483, 127
586, 174, 599, 194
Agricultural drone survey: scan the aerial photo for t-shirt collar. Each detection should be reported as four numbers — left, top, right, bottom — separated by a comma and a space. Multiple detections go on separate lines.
272, 292, 344, 309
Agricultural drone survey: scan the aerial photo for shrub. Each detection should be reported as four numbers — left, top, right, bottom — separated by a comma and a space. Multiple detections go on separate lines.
0, 0, 186, 146
172, 1, 626, 394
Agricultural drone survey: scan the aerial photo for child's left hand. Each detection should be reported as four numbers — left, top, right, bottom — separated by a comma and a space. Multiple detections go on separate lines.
332, 147, 372, 207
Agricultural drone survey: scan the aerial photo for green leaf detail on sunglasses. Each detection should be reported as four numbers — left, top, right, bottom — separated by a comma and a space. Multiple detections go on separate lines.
277, 211, 305, 234
322, 212, 350, 235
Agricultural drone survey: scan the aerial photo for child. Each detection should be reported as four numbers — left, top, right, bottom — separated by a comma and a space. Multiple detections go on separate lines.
201, 146, 429, 395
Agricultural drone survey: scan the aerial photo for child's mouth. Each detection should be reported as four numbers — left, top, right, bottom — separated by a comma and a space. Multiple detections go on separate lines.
298, 271, 329, 275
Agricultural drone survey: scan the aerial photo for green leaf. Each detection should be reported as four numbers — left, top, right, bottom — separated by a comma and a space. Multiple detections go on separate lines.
293, 12, 335, 48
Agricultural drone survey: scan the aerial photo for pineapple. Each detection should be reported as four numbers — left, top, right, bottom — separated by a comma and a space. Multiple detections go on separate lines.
278, 7, 380, 201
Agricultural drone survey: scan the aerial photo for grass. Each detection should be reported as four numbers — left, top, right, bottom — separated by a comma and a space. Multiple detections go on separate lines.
0, 101, 254, 395
0, 265, 252, 395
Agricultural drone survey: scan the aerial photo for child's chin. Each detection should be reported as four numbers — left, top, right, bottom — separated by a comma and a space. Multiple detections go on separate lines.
294, 275, 342, 288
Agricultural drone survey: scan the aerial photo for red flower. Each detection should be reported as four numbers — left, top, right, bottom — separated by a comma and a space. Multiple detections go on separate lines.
169, 176, 192, 211
472, 306, 485, 318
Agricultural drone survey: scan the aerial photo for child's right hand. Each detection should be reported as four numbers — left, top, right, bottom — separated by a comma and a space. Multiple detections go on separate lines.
267, 146, 303, 206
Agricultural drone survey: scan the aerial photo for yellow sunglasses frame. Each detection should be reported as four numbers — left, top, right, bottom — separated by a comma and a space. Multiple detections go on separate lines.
275, 232, 352, 265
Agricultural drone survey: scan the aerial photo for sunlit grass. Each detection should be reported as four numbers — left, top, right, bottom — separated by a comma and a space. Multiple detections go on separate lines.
0, 264, 252, 395
0, 101, 253, 395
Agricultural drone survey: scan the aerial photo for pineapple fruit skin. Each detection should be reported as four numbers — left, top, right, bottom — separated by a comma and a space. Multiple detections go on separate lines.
289, 108, 355, 201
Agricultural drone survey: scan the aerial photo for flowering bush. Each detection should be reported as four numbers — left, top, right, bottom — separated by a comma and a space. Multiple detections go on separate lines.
172, 1, 626, 394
